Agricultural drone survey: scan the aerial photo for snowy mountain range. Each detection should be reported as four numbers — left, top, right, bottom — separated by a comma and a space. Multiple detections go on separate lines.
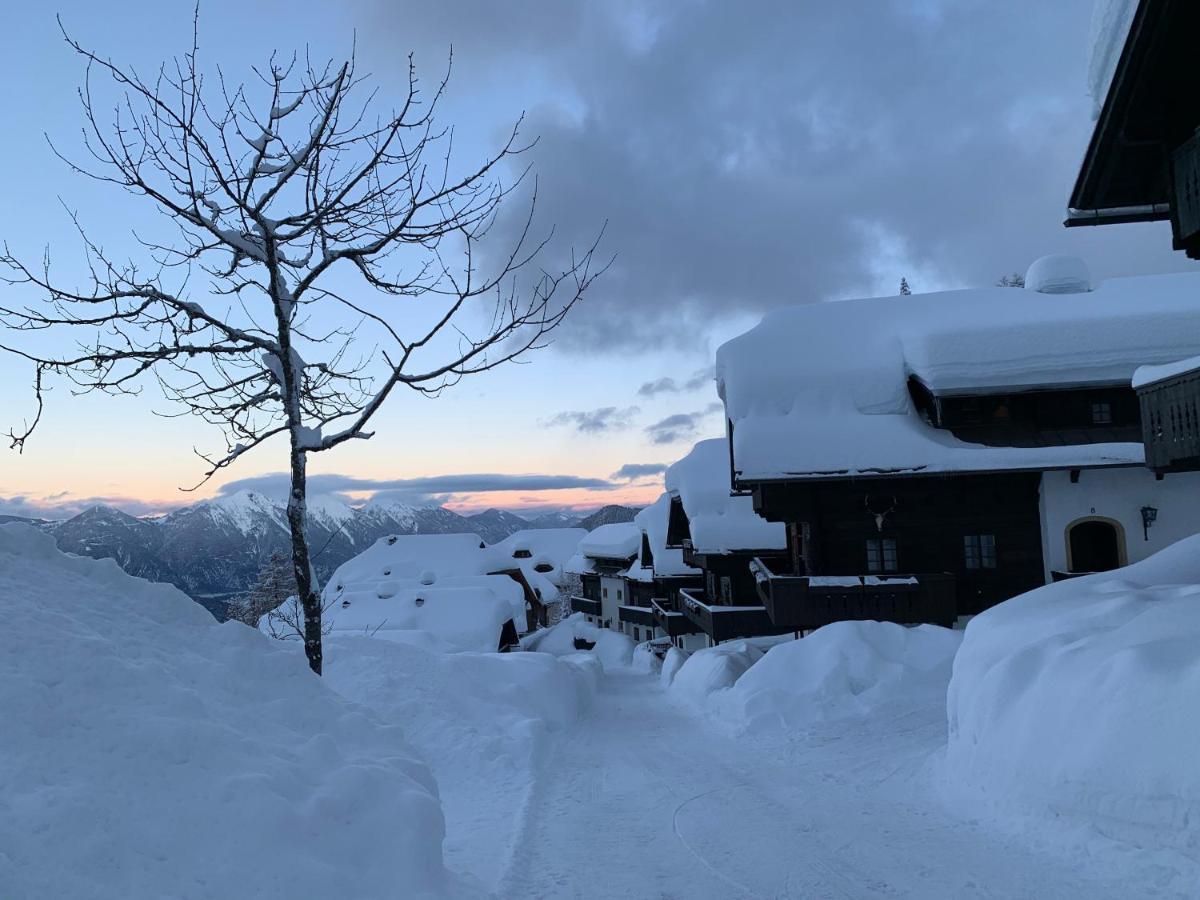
10, 493, 639, 618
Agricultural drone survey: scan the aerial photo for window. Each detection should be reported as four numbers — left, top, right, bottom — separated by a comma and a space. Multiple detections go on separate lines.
720, 576, 733, 603
1091, 402, 1113, 425
964, 534, 997, 569
865, 538, 898, 573
603, 587, 608, 598
617, 589, 623, 601
633, 627, 641, 642
706, 572, 718, 599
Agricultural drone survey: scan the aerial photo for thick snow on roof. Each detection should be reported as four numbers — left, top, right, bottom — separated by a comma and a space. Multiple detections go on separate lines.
1088, 0, 1138, 118
326, 574, 525, 653
717, 266, 1200, 482
634, 493, 700, 578
577, 522, 641, 561
491, 528, 588, 587
321, 531, 584, 648
1133, 353, 1200, 389
665, 440, 787, 554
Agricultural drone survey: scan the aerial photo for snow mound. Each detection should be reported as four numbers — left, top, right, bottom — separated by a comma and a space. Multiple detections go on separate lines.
669, 640, 766, 707
724, 621, 961, 733
0, 524, 450, 899
632, 641, 664, 674
1024, 254, 1092, 295
522, 613, 635, 670
947, 535, 1200, 837
660, 646, 689, 687
577, 522, 641, 561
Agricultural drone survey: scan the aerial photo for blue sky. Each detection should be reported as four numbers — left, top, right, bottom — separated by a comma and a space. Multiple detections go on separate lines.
0, 0, 1189, 518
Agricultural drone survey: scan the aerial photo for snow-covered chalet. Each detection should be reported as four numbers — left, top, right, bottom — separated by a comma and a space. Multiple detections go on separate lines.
716, 257, 1200, 629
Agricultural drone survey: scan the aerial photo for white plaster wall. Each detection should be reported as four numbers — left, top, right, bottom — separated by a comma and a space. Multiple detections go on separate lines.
599, 575, 626, 627
1039, 467, 1200, 576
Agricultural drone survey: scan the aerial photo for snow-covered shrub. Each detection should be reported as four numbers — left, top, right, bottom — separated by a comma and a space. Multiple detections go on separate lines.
669, 640, 765, 706
723, 621, 961, 732
946, 536, 1200, 837
0, 524, 451, 899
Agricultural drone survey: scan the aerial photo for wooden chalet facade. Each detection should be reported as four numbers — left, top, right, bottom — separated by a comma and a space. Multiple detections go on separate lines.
1067, 0, 1200, 473
636, 442, 794, 648
717, 265, 1200, 630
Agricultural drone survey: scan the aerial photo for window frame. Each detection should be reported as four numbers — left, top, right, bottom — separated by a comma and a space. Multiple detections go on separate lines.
865, 538, 899, 574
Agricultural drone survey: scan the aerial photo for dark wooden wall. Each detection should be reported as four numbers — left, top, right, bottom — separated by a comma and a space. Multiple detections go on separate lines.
755, 472, 1046, 615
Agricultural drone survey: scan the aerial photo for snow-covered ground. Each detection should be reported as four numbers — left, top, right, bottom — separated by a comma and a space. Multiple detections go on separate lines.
6, 521, 1198, 898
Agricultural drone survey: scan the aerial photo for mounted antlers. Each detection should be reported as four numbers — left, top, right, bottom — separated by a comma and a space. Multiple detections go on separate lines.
864, 495, 898, 532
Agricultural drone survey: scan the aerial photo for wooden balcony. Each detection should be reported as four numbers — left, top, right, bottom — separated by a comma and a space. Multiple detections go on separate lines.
618, 604, 656, 628
652, 598, 701, 638
677, 588, 793, 644
751, 559, 956, 630
1137, 365, 1200, 472
570, 595, 601, 616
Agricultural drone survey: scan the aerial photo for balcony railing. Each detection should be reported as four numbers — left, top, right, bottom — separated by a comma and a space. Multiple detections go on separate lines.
677, 587, 791, 643
1138, 366, 1200, 472
651, 598, 701, 638
751, 559, 956, 630
618, 604, 656, 628
570, 595, 601, 616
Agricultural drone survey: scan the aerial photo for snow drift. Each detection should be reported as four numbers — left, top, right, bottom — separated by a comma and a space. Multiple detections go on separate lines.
671, 622, 961, 733
522, 612, 635, 670
0, 524, 452, 899
947, 536, 1200, 838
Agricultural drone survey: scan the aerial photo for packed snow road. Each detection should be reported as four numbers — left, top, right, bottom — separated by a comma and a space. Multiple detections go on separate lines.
499, 669, 1136, 900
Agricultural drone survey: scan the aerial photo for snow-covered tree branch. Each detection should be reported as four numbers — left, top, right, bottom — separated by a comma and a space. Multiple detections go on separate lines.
0, 18, 605, 674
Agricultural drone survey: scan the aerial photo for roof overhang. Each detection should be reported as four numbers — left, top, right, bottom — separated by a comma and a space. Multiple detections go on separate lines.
1067, 0, 1200, 229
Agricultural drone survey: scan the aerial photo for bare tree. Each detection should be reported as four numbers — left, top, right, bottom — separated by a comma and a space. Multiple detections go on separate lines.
0, 20, 604, 674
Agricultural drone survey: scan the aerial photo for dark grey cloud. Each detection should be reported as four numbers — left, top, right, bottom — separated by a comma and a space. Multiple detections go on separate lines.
217, 472, 619, 501
645, 413, 701, 446
363, 0, 1190, 350
637, 367, 714, 398
544, 405, 639, 433
611, 462, 668, 481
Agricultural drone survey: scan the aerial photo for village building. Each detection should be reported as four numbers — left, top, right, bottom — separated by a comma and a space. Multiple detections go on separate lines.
715, 259, 1200, 631
1067, 0, 1200, 477
650, 439, 790, 649
566, 522, 641, 629
615, 493, 704, 646
321, 530, 582, 651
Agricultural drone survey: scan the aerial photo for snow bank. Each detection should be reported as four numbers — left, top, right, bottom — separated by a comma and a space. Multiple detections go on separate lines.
522, 613, 635, 670
717, 269, 1200, 481
0, 524, 451, 899
724, 621, 961, 733
946, 536, 1200, 837
660, 646, 689, 687
632, 641, 664, 674
665, 440, 787, 553
669, 641, 765, 707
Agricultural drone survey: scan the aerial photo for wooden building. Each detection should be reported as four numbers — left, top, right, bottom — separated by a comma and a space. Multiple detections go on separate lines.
1066, 0, 1200, 473
646, 440, 792, 648
615, 494, 704, 646
716, 261, 1200, 629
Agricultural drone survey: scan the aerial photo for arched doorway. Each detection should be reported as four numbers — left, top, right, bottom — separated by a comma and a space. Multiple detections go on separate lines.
1066, 517, 1127, 574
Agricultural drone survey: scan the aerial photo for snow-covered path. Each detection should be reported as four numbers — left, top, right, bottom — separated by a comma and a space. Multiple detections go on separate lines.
500, 669, 1136, 900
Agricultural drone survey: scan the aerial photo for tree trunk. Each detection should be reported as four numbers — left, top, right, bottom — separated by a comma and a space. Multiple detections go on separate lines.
287, 442, 322, 675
